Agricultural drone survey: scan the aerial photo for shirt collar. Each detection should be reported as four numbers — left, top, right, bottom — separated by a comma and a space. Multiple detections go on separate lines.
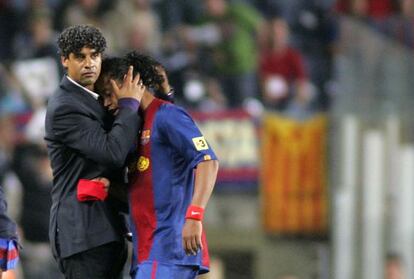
66, 75, 100, 100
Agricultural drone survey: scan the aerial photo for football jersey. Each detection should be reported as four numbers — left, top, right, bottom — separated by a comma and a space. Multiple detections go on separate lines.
128, 98, 217, 274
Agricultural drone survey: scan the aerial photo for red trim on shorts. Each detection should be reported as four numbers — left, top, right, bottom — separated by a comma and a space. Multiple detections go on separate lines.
201, 230, 210, 268
151, 261, 158, 279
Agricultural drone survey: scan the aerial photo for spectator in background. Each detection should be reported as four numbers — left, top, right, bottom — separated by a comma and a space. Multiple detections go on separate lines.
386, 0, 414, 49
335, 0, 396, 19
0, 1, 20, 62
63, 0, 103, 27
0, 115, 17, 187
12, 144, 61, 279
283, 80, 317, 121
400, 0, 414, 17
288, 0, 338, 110
180, 73, 228, 111
155, 0, 203, 31
385, 253, 405, 279
259, 17, 311, 112
103, 0, 162, 55
12, 117, 62, 279
13, 8, 62, 76
0, 64, 28, 116
198, 77, 228, 112
14, 9, 58, 59
185, 0, 264, 108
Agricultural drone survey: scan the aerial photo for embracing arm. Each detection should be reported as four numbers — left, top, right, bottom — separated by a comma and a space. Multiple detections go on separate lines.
52, 102, 140, 168
50, 66, 144, 168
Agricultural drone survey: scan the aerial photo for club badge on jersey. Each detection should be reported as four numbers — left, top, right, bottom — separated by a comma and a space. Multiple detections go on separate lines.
137, 156, 150, 172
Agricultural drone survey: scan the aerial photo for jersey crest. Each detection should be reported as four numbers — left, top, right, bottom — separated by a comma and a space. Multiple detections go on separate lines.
137, 156, 150, 172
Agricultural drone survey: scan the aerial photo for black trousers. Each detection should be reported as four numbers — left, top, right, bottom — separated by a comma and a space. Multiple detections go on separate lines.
60, 240, 127, 279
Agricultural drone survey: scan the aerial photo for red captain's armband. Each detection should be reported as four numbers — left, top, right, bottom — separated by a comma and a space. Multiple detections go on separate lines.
185, 205, 205, 221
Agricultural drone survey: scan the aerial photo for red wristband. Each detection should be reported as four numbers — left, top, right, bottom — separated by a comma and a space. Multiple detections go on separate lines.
185, 205, 204, 221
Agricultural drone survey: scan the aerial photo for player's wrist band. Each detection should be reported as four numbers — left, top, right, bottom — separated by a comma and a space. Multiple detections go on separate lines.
185, 205, 204, 221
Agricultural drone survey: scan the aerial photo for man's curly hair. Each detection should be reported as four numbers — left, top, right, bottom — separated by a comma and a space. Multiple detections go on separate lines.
57, 25, 106, 58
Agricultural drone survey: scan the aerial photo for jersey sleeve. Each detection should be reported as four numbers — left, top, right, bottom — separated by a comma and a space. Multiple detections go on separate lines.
157, 104, 217, 169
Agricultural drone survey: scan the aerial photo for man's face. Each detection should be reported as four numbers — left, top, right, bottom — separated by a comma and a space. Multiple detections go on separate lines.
271, 19, 289, 47
96, 74, 120, 115
205, 0, 227, 17
61, 47, 102, 90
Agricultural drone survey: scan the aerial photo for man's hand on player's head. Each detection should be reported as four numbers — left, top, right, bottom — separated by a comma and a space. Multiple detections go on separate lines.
182, 219, 203, 256
110, 66, 145, 102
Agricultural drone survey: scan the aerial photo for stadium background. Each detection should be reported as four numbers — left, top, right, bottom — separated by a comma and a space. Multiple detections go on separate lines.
0, 0, 411, 278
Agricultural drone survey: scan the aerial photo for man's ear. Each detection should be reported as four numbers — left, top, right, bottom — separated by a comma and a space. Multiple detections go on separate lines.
61, 56, 68, 68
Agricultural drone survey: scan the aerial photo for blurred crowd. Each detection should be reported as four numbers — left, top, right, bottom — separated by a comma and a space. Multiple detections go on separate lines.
336, 0, 414, 49
0, 0, 412, 278
0, 0, 341, 117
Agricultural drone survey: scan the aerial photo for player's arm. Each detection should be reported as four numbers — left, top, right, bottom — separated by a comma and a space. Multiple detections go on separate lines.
158, 105, 218, 255
182, 159, 218, 255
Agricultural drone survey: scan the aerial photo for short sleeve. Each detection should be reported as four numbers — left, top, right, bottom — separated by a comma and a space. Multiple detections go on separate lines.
157, 105, 217, 169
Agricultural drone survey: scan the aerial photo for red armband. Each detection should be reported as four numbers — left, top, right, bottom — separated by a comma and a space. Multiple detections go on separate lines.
77, 179, 108, 202
185, 205, 204, 221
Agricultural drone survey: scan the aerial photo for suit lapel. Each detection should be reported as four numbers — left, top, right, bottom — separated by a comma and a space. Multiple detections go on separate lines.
60, 76, 106, 125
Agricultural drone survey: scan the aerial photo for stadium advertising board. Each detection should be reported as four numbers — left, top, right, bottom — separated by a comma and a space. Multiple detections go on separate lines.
190, 109, 259, 191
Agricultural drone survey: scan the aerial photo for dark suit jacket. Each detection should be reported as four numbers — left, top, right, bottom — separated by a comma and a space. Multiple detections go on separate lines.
45, 76, 140, 259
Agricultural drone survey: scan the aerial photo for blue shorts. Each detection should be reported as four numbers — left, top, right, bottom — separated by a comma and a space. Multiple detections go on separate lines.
133, 261, 198, 279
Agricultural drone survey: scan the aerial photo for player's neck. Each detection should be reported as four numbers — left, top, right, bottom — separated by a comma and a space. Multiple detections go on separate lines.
140, 91, 155, 111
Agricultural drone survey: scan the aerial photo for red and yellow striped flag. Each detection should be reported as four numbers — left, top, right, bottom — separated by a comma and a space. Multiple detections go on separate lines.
261, 114, 328, 236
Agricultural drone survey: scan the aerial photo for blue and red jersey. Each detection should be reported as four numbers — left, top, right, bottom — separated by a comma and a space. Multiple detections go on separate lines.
128, 98, 217, 274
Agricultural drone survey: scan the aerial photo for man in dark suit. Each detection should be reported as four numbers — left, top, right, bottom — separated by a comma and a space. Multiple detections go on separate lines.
44, 25, 145, 279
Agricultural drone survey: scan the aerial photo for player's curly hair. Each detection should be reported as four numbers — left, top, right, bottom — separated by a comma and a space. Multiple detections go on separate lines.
57, 25, 106, 58
124, 51, 165, 89
100, 52, 165, 90
101, 57, 128, 82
